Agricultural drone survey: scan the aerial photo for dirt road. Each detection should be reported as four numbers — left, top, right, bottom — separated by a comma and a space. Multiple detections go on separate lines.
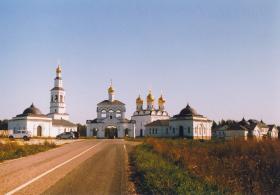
0, 139, 132, 195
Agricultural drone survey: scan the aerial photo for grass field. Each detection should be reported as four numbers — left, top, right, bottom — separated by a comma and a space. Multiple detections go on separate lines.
0, 141, 57, 162
132, 138, 280, 194
131, 143, 222, 194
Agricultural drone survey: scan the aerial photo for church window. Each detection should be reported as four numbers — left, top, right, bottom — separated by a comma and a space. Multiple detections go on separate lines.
116, 110, 121, 118
51, 96, 53, 102
101, 110, 106, 118
55, 95, 58, 102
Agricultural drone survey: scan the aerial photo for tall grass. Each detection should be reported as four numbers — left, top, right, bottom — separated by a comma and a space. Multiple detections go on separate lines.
145, 138, 280, 194
132, 143, 222, 194
0, 141, 56, 162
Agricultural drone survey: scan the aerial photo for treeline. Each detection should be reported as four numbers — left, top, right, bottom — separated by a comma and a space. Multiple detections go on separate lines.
0, 120, 8, 130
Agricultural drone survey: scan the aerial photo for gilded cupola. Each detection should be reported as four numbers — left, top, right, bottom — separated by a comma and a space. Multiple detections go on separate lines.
146, 90, 155, 103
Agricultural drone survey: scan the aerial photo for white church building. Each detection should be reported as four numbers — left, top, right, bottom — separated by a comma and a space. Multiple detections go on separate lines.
145, 104, 212, 140
86, 84, 135, 138
131, 91, 170, 137
8, 65, 77, 137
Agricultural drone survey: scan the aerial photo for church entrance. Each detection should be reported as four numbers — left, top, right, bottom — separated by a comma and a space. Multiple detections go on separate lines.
179, 126, 184, 137
105, 126, 118, 139
37, 126, 42, 137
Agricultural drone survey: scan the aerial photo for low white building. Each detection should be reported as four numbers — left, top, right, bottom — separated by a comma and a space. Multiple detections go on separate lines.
215, 119, 279, 140
131, 91, 170, 137
145, 104, 212, 140
8, 65, 77, 137
86, 84, 135, 138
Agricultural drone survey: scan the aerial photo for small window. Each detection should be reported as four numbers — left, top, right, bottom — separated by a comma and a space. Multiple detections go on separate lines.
101, 110, 106, 118
173, 128, 175, 134
188, 127, 191, 134
116, 110, 122, 118
110, 116, 113, 119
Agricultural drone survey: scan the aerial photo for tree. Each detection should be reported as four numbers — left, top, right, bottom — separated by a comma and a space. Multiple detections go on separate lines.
0, 120, 8, 130
212, 121, 218, 130
77, 123, 87, 137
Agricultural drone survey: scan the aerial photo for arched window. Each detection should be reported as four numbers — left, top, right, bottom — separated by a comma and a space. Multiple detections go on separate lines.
109, 110, 114, 119
55, 95, 58, 102
116, 110, 122, 118
101, 110, 107, 118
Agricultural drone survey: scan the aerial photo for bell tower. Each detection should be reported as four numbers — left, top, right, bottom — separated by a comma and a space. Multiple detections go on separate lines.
48, 65, 69, 120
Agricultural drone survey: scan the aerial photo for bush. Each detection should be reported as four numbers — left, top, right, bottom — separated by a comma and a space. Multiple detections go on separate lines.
145, 138, 280, 194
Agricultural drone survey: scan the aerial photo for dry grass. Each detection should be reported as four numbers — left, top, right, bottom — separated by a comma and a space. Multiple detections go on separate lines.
0, 141, 57, 162
145, 138, 280, 194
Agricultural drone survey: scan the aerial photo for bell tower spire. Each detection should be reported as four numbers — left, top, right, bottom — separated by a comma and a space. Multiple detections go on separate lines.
48, 64, 69, 120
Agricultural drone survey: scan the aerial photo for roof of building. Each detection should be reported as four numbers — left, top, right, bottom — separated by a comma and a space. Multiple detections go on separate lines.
16, 104, 47, 117
174, 104, 203, 118
51, 87, 64, 91
215, 118, 274, 132
98, 100, 125, 106
146, 120, 170, 127
52, 119, 76, 127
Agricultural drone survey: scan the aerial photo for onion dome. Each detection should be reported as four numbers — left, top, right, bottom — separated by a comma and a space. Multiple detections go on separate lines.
23, 103, 42, 115
108, 85, 115, 94
147, 90, 155, 103
136, 95, 144, 104
176, 104, 199, 117
56, 65, 62, 74
158, 94, 166, 104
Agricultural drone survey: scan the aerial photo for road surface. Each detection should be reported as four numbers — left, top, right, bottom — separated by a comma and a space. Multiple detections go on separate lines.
0, 139, 132, 195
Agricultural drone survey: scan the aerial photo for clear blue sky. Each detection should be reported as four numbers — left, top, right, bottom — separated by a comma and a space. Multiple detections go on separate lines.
1, 0, 280, 124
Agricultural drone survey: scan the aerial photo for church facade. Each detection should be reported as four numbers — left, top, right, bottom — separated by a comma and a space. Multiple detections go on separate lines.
8, 66, 77, 137
131, 91, 170, 137
86, 84, 135, 138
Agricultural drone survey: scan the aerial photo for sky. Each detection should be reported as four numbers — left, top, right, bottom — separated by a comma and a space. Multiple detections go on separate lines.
0, 0, 280, 125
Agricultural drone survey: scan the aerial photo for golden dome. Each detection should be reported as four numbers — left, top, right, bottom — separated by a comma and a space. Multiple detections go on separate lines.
56, 65, 62, 74
136, 95, 144, 104
158, 94, 166, 104
147, 90, 155, 103
108, 86, 115, 94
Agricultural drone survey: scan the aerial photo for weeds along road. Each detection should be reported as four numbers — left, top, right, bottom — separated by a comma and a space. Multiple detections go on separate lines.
0, 139, 131, 195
